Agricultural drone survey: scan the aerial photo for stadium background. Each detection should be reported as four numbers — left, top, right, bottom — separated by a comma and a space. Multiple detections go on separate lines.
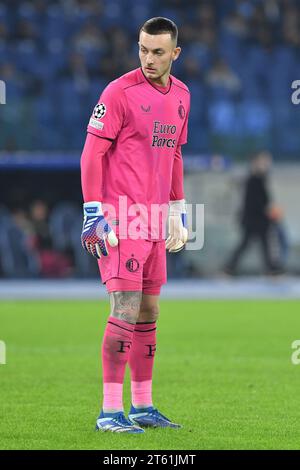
1, 0, 300, 451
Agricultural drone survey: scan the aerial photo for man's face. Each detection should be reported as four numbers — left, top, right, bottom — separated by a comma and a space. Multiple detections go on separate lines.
138, 31, 181, 83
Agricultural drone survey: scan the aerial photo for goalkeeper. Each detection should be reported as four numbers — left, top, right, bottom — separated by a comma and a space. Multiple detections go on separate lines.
80, 17, 190, 434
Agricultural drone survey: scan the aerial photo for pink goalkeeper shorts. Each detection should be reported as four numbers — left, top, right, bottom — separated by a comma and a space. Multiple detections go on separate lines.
97, 238, 167, 295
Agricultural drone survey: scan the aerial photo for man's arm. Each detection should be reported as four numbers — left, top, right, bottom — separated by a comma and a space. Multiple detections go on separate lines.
170, 145, 184, 202
80, 133, 118, 258
166, 145, 188, 253
80, 133, 112, 202
80, 81, 126, 258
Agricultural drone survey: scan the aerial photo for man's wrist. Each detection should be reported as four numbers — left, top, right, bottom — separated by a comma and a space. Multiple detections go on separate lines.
83, 201, 103, 216
169, 199, 186, 215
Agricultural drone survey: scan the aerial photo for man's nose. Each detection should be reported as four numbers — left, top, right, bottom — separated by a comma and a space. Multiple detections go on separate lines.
146, 54, 154, 64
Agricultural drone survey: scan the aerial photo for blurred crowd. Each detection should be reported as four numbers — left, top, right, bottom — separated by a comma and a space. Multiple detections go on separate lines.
1, 0, 300, 157
0, 200, 83, 278
0, 199, 195, 278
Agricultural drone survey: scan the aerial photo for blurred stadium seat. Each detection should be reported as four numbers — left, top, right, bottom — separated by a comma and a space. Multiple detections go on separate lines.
0, 0, 300, 157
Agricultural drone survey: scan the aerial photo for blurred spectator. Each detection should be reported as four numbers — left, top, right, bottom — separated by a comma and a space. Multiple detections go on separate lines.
0, 207, 39, 278
263, 0, 281, 24
224, 151, 284, 275
181, 54, 203, 82
59, 51, 91, 92
222, 11, 249, 39
30, 200, 53, 249
0, 20, 8, 40
12, 209, 34, 238
206, 58, 241, 97
29, 200, 72, 277
13, 19, 38, 42
72, 21, 107, 55
0, 62, 24, 97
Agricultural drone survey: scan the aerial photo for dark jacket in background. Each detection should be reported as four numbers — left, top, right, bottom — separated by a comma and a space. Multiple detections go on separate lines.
241, 174, 270, 230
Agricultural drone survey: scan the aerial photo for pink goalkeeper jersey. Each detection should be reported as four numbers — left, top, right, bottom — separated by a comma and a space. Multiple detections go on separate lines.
87, 67, 190, 240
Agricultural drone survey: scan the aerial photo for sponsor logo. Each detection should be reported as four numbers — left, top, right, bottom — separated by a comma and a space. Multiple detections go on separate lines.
89, 117, 104, 130
151, 120, 177, 148
85, 206, 98, 213
141, 105, 151, 113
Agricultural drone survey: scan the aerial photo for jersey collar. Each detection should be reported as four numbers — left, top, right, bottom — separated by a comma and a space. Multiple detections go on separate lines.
139, 67, 172, 95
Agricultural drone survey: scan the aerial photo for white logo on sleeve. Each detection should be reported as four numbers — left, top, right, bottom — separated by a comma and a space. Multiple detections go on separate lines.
93, 103, 106, 119
89, 117, 104, 130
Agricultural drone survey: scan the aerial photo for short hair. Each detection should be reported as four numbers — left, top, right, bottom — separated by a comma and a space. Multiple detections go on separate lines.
140, 17, 178, 44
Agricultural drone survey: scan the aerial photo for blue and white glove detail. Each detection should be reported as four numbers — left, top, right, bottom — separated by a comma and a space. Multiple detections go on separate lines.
81, 201, 118, 259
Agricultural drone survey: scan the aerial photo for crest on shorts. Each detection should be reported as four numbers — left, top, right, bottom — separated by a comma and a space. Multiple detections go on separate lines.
126, 258, 139, 273
93, 103, 106, 119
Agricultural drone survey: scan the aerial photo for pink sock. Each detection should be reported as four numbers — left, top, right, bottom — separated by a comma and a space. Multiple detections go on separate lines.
128, 322, 157, 408
102, 317, 135, 412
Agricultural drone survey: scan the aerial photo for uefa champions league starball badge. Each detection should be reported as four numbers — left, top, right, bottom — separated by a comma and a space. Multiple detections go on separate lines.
93, 103, 107, 119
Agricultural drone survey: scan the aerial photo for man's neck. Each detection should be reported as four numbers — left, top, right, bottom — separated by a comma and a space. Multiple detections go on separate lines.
140, 67, 172, 89
148, 68, 171, 87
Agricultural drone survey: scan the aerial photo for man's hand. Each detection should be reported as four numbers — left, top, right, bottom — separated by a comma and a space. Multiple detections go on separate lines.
81, 201, 118, 259
166, 199, 188, 253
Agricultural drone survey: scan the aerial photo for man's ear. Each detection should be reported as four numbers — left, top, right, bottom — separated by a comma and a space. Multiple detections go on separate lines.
173, 47, 181, 61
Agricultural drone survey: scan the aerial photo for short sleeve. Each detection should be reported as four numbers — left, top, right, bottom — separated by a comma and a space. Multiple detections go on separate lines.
87, 82, 126, 140
177, 94, 190, 146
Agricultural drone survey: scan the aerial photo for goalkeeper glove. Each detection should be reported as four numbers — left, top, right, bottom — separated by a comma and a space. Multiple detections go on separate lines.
165, 199, 188, 253
81, 201, 118, 259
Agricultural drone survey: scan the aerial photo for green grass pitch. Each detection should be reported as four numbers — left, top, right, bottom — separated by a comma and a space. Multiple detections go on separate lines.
1, 299, 300, 450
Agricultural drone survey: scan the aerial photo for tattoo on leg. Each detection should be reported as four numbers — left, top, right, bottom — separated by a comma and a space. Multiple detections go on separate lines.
110, 291, 142, 324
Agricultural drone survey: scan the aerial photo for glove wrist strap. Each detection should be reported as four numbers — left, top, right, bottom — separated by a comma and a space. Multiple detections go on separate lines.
169, 199, 186, 215
83, 201, 103, 216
